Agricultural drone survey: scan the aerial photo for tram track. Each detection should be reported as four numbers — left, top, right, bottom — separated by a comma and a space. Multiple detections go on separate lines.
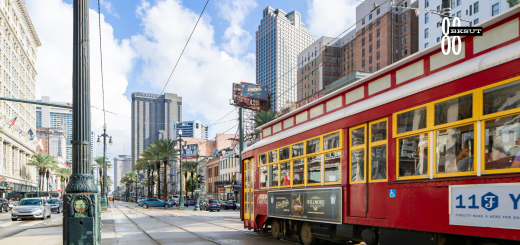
117, 205, 221, 245
115, 205, 162, 245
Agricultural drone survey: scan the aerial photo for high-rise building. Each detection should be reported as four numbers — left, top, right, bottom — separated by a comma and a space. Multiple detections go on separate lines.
256, 6, 315, 111
36, 128, 67, 165
296, 0, 420, 101
419, 0, 510, 50
173, 120, 208, 139
131, 92, 182, 167
36, 96, 96, 164
113, 155, 132, 188
0, 0, 41, 196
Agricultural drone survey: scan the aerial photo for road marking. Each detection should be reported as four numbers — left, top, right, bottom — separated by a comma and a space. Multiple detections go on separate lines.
20, 221, 44, 227
0, 222, 16, 227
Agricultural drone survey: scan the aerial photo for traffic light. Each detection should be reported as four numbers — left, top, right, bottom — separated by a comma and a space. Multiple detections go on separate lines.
197, 174, 201, 183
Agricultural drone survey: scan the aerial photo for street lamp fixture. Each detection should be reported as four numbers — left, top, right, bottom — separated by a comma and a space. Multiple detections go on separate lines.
97, 123, 113, 211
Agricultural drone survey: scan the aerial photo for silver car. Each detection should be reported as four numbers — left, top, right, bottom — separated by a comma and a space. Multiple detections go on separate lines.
11, 198, 51, 221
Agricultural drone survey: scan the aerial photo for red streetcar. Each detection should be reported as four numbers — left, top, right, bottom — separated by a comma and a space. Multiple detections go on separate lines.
241, 7, 520, 245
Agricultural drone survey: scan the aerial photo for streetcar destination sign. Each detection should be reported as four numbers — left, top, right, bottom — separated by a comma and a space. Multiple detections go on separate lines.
267, 188, 341, 224
449, 183, 520, 229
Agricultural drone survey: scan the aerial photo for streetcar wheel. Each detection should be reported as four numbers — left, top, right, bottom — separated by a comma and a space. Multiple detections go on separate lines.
271, 219, 281, 239
300, 222, 315, 245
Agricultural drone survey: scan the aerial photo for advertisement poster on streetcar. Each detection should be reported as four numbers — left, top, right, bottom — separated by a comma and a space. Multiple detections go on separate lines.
241, 82, 268, 100
267, 188, 341, 224
449, 183, 520, 229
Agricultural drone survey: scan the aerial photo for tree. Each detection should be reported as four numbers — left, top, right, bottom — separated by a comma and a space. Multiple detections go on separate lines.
56, 167, 72, 193
155, 139, 179, 200
252, 109, 278, 128
185, 176, 196, 195
121, 172, 138, 202
508, 0, 519, 7
137, 143, 161, 198
27, 154, 58, 191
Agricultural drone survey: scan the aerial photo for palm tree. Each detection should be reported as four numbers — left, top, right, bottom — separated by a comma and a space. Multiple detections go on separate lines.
252, 109, 278, 128
137, 144, 161, 198
122, 172, 138, 202
155, 139, 179, 200
508, 0, 519, 7
55, 167, 72, 193
182, 161, 197, 196
27, 154, 58, 191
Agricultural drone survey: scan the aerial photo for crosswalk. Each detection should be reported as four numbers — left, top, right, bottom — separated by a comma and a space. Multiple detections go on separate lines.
19, 221, 44, 227
0, 222, 16, 227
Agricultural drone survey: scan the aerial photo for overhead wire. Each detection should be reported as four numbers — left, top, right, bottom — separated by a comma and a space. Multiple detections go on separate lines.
97, 0, 106, 126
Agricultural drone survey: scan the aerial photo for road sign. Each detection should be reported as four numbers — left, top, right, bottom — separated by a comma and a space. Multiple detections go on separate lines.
389, 189, 396, 198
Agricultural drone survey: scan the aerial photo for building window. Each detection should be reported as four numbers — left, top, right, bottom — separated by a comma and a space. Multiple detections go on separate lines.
457, 11, 461, 18
369, 56, 372, 64
362, 38, 365, 46
425, 28, 429, 38
405, 24, 407, 32
369, 45, 373, 53
425, 0, 429, 7
405, 12, 407, 20
492, 3, 499, 16
369, 67, 373, 72
452, 0, 456, 8
396, 49, 399, 58
377, 29, 380, 37
369, 13, 372, 20
395, 27, 398, 35
437, 37, 440, 42
401, 37, 403, 45
377, 17, 380, 25
401, 26, 404, 34
425, 13, 429, 23
369, 33, 373, 42
401, 49, 404, 57
405, 35, 407, 43
396, 38, 398, 46
377, 40, 380, 49
377, 51, 380, 60
474, 2, 479, 13
437, 22, 441, 28
469, 5, 472, 15
457, 0, 461, 6
377, 63, 380, 70
474, 18, 479, 25
377, 8, 380, 15
362, 49, 365, 57
362, 60, 365, 68
425, 42, 429, 48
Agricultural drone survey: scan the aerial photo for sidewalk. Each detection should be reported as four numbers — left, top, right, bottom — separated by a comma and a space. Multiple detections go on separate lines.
0, 203, 145, 245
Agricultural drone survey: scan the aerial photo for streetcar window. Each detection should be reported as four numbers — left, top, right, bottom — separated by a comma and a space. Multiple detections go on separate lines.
280, 147, 290, 160
306, 137, 321, 154
483, 80, 520, 115
292, 143, 304, 157
351, 127, 365, 147
351, 149, 365, 182
259, 154, 267, 165
281, 162, 290, 186
484, 114, 520, 171
268, 150, 278, 163
396, 107, 427, 134
435, 124, 475, 174
270, 164, 279, 188
371, 121, 387, 142
293, 159, 305, 185
370, 145, 387, 180
324, 132, 340, 150
260, 167, 268, 188
307, 155, 322, 184
398, 133, 429, 178
324, 151, 341, 182
434, 94, 473, 126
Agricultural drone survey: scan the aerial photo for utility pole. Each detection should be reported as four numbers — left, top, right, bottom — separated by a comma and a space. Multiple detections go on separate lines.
238, 108, 244, 221
63, 0, 100, 244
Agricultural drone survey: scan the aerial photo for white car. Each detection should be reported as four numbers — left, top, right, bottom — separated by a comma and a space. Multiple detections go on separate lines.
236, 203, 240, 210
11, 198, 51, 221
8, 201, 17, 211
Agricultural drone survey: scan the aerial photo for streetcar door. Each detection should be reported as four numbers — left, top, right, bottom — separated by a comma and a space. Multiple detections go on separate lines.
349, 118, 389, 219
244, 159, 254, 221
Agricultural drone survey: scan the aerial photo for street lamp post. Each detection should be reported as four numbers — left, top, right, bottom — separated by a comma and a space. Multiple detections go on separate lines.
177, 130, 186, 210
135, 172, 138, 203
194, 154, 200, 211
97, 124, 113, 211
63, 1, 100, 243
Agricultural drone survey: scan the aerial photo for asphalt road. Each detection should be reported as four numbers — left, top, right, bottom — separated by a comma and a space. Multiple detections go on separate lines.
0, 209, 62, 240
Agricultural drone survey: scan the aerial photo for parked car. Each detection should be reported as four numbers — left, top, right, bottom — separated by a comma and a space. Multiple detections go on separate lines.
0, 199, 9, 212
223, 200, 237, 210
168, 198, 177, 206
138, 198, 172, 209
47, 199, 63, 213
204, 199, 220, 212
11, 198, 51, 221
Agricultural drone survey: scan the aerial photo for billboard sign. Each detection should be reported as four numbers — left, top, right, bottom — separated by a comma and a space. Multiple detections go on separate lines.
183, 144, 198, 157
268, 188, 342, 224
449, 183, 520, 229
241, 82, 268, 100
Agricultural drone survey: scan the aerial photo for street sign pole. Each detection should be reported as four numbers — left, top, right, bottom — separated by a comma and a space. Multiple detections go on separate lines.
63, 0, 100, 244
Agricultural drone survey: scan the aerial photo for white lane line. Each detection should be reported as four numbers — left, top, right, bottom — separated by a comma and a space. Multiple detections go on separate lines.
20, 221, 44, 227
0, 222, 16, 227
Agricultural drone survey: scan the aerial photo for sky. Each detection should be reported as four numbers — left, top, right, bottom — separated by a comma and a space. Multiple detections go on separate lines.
24, 0, 359, 191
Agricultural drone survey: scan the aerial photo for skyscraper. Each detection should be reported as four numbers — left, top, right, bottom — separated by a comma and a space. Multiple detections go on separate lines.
131, 92, 182, 167
256, 6, 315, 111
36, 96, 96, 164
113, 155, 132, 188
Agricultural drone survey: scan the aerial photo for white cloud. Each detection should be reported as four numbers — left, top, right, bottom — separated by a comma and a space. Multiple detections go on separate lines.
307, 0, 358, 38
100, 0, 120, 19
131, 0, 255, 137
217, 0, 257, 57
26, 0, 135, 190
